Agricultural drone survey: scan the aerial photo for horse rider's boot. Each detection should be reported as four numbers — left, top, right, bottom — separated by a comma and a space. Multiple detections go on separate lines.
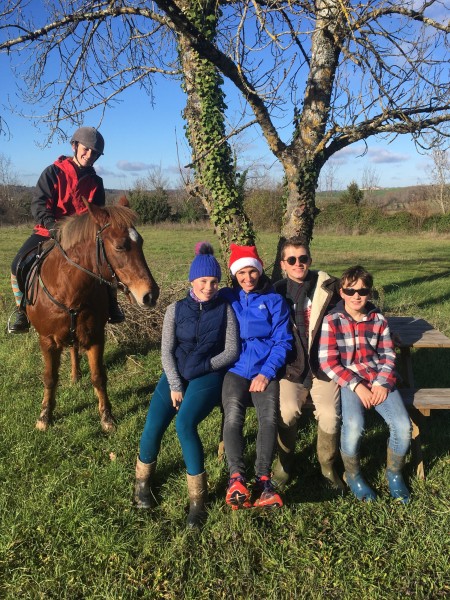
107, 286, 125, 324
272, 424, 298, 491
8, 310, 30, 334
386, 447, 410, 504
186, 471, 208, 529
134, 457, 157, 509
317, 427, 346, 493
341, 451, 377, 501
9, 275, 30, 334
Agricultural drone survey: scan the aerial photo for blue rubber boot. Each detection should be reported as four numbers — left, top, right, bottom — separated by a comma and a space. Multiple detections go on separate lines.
386, 447, 410, 504
341, 451, 377, 501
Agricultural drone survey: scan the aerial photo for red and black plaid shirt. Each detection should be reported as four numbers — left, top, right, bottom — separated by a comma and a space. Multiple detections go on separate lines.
319, 302, 396, 391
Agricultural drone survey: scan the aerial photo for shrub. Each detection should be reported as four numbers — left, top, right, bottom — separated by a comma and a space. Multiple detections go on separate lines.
244, 187, 283, 232
316, 203, 417, 234
129, 187, 171, 224
174, 196, 207, 223
423, 213, 450, 233
339, 181, 364, 206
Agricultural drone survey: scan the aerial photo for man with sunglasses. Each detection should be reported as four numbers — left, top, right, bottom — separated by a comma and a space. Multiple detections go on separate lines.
272, 237, 345, 493
8, 126, 124, 333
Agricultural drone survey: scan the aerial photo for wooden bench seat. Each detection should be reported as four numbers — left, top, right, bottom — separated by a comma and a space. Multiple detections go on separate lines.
398, 388, 450, 479
398, 388, 450, 414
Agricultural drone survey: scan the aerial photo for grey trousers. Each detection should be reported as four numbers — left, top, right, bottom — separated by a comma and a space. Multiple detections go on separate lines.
222, 371, 279, 478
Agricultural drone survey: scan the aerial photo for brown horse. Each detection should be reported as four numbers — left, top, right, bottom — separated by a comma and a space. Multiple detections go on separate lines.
25, 197, 159, 432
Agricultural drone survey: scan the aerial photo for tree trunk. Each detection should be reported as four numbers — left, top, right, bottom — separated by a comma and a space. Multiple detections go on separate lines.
177, 1, 255, 261
271, 157, 320, 282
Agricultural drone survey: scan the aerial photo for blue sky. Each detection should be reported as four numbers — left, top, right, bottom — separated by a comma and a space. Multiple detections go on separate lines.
1, 51, 433, 193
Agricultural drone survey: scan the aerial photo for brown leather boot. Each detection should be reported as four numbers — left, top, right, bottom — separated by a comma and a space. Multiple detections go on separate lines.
134, 457, 156, 508
186, 472, 208, 529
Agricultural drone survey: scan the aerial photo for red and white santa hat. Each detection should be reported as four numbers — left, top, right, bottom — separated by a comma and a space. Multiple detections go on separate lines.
228, 243, 264, 276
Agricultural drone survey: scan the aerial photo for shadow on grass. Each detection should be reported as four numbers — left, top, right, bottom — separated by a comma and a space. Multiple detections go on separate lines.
104, 340, 160, 369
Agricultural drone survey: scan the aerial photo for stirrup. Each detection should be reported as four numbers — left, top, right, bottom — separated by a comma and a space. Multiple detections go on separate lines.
8, 309, 30, 334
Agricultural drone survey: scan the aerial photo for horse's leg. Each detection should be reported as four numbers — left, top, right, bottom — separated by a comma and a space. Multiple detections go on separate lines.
36, 342, 62, 431
70, 345, 82, 383
85, 343, 115, 433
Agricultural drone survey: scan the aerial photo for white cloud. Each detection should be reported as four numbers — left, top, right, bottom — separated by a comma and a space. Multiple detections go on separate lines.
368, 148, 410, 164
116, 160, 155, 172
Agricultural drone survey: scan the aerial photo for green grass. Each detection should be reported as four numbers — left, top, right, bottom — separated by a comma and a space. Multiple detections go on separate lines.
0, 225, 449, 599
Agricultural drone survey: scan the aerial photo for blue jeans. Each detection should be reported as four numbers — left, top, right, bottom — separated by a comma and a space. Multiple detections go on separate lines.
139, 371, 223, 475
340, 386, 411, 457
222, 371, 279, 478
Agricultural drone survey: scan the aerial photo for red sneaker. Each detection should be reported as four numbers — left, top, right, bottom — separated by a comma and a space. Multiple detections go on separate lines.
226, 473, 252, 510
253, 476, 283, 508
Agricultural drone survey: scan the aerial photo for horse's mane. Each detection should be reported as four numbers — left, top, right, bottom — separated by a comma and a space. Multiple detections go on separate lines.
58, 205, 137, 250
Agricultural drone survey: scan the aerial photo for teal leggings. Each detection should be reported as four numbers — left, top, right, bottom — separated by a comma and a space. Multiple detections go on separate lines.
139, 371, 223, 475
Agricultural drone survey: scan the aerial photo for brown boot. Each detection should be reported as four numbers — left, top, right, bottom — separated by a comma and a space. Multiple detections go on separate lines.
134, 457, 156, 508
186, 472, 208, 529
271, 424, 298, 491
317, 427, 346, 493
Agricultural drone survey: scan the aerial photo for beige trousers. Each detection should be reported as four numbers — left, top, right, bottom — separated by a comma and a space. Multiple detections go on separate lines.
279, 376, 340, 435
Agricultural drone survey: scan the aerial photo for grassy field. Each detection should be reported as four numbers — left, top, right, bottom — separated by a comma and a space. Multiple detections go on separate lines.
0, 224, 449, 599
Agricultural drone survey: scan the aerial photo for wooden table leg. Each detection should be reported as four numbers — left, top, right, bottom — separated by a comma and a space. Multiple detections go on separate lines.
400, 347, 415, 388
408, 406, 425, 480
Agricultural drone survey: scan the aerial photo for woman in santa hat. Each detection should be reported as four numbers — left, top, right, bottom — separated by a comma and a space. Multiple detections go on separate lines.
220, 243, 292, 509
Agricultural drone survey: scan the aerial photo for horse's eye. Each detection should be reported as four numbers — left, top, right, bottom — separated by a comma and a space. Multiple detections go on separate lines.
115, 239, 130, 252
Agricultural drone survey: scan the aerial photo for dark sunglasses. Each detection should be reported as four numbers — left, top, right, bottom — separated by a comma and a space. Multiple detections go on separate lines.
284, 255, 310, 266
341, 287, 371, 297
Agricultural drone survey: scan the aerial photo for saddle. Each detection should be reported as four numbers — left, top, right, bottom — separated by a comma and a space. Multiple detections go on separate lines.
16, 240, 55, 307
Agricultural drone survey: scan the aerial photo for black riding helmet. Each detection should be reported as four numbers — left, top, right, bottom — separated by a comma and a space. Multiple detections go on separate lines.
70, 127, 105, 155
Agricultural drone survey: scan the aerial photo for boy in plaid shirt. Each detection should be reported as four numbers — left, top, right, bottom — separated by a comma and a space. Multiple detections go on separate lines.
319, 266, 411, 503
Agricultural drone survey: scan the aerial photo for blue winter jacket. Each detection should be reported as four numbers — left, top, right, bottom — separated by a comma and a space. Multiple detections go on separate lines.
220, 276, 292, 380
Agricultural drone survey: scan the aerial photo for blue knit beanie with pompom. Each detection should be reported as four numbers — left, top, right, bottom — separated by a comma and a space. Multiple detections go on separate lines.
188, 241, 222, 282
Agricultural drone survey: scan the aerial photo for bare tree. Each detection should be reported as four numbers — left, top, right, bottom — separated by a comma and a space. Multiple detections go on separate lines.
361, 165, 381, 204
1, 1, 449, 248
318, 161, 341, 194
429, 147, 450, 214
152, 0, 449, 247
0, 153, 19, 221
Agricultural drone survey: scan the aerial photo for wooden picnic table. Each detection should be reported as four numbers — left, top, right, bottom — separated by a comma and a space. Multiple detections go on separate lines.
386, 315, 450, 478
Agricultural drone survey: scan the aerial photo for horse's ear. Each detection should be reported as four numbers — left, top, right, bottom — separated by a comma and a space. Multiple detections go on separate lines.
82, 196, 108, 226
118, 196, 130, 207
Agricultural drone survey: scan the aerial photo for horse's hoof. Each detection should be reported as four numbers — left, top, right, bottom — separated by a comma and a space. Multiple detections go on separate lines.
101, 415, 116, 433
36, 418, 49, 431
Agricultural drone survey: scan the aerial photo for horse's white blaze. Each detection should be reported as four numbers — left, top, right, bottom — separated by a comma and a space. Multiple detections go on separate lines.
129, 227, 139, 242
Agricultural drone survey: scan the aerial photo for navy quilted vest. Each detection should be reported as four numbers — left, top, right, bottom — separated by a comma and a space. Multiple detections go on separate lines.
174, 293, 227, 381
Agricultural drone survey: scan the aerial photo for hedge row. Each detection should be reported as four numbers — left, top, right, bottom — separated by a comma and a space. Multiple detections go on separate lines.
315, 203, 450, 234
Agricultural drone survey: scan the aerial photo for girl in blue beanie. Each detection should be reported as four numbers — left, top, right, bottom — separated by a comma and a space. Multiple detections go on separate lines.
134, 242, 240, 528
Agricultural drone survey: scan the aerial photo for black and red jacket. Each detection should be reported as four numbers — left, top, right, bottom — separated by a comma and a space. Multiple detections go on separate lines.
32, 155, 105, 237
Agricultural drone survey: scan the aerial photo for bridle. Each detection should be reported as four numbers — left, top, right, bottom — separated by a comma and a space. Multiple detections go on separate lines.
27, 223, 130, 344
52, 223, 130, 295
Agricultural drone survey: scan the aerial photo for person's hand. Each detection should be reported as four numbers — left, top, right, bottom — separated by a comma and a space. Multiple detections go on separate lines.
171, 391, 183, 410
249, 374, 269, 393
354, 382, 373, 409
370, 384, 389, 405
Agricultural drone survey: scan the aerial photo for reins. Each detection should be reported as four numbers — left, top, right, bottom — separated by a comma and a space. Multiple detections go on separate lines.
27, 222, 129, 345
